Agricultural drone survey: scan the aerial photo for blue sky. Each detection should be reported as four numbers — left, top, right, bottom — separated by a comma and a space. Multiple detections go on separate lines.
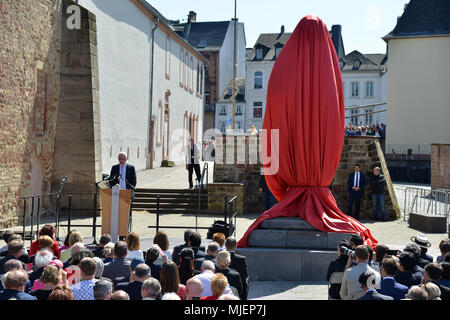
147, 0, 408, 54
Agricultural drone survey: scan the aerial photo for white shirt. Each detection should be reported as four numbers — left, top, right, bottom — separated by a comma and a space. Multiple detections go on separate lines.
126, 250, 144, 261
119, 164, 127, 189
194, 270, 215, 297
353, 172, 360, 188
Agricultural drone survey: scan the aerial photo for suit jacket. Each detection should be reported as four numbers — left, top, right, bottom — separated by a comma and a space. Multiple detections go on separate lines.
216, 267, 243, 299
191, 247, 207, 260
194, 255, 219, 271
340, 263, 380, 300
394, 270, 422, 288
109, 163, 137, 189
347, 172, 366, 194
185, 144, 201, 164
432, 281, 450, 300
116, 281, 143, 300
357, 290, 394, 300
378, 277, 408, 300
229, 251, 249, 300
91, 246, 105, 259
172, 243, 188, 265
0, 289, 37, 300
0, 255, 26, 274
102, 258, 131, 281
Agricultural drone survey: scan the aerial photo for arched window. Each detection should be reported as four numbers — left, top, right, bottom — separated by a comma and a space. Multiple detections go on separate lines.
165, 36, 171, 78
190, 57, 194, 93
179, 48, 184, 86
254, 71, 263, 89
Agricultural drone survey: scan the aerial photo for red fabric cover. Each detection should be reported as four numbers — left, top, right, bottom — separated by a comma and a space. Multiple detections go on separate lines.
237, 15, 377, 249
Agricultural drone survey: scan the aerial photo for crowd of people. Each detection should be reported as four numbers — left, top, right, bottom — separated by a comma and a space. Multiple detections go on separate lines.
0, 226, 248, 301
327, 234, 450, 300
344, 123, 386, 138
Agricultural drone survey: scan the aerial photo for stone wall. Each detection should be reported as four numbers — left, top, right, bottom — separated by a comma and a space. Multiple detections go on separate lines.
207, 183, 244, 216
0, 0, 101, 227
213, 135, 399, 219
431, 144, 450, 190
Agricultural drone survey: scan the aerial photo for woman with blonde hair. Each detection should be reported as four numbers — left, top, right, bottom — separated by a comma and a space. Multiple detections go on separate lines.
200, 273, 228, 300
422, 282, 441, 300
126, 232, 144, 260
59, 231, 84, 262
102, 242, 115, 263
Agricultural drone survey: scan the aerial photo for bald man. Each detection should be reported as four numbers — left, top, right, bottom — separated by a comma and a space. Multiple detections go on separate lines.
109, 152, 137, 191
110, 290, 130, 300
186, 277, 203, 300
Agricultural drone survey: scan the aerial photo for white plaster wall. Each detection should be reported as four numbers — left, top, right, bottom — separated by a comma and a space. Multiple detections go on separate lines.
78, 0, 151, 173
215, 102, 246, 132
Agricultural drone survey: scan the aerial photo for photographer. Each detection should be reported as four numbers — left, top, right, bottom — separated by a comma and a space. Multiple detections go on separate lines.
326, 240, 351, 299
340, 245, 381, 300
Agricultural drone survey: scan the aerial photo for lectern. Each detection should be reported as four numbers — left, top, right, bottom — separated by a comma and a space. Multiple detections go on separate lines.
100, 185, 132, 242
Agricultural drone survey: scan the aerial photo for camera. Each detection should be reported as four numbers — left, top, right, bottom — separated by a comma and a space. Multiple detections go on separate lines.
386, 249, 400, 256
340, 246, 355, 258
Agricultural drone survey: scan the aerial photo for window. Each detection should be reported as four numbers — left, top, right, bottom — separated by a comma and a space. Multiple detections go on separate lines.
236, 121, 242, 130
351, 109, 359, 125
351, 82, 359, 97
184, 51, 188, 89
365, 109, 373, 125
165, 36, 171, 78
235, 105, 242, 115
239, 87, 245, 95
275, 47, 282, 59
196, 63, 200, 94
253, 102, 263, 118
256, 49, 263, 60
227, 87, 233, 95
179, 48, 184, 85
354, 60, 360, 68
254, 71, 263, 89
220, 122, 226, 133
200, 64, 204, 95
190, 57, 194, 92
219, 105, 227, 115
366, 81, 374, 97
205, 91, 210, 104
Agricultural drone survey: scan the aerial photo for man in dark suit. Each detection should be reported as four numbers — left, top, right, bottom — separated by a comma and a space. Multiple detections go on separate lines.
0, 260, 32, 293
347, 164, 366, 219
194, 242, 220, 271
0, 270, 37, 300
173, 230, 193, 266
395, 251, 423, 288
0, 240, 26, 274
102, 242, 131, 283
378, 257, 408, 300
216, 251, 243, 299
109, 152, 137, 191
225, 237, 249, 300
357, 271, 393, 300
423, 262, 450, 300
91, 234, 111, 259
187, 232, 206, 260
116, 263, 150, 300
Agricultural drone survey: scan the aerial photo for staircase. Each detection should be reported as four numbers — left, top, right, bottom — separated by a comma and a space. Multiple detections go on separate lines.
132, 188, 208, 214
236, 217, 352, 281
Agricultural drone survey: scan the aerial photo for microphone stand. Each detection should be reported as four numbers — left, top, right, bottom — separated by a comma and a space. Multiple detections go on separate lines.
55, 177, 67, 242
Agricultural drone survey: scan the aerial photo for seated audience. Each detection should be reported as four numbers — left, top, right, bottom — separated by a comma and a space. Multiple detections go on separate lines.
153, 231, 172, 264
0, 269, 37, 300
218, 293, 240, 300
216, 250, 242, 299
374, 244, 389, 266
145, 247, 161, 280
71, 257, 97, 300
212, 233, 226, 251
200, 273, 228, 300
403, 243, 425, 274
404, 285, 428, 300
126, 232, 144, 261
173, 229, 193, 266
187, 231, 206, 260
116, 263, 150, 300
0, 230, 14, 255
162, 292, 181, 300
47, 285, 73, 300
394, 251, 422, 288
93, 279, 113, 300
194, 260, 216, 297
327, 239, 350, 300
102, 241, 131, 282
110, 290, 130, 300
65, 247, 94, 285
102, 242, 115, 263
29, 249, 53, 287
437, 239, 450, 263
91, 234, 111, 259
58, 231, 74, 255
93, 256, 105, 280
340, 245, 381, 300
29, 225, 59, 258
438, 262, 450, 288
160, 260, 186, 300
411, 235, 433, 267
378, 257, 408, 300
421, 281, 441, 300
422, 262, 450, 300
31, 265, 62, 300
60, 231, 84, 262
357, 271, 393, 300
141, 278, 162, 300
0, 239, 26, 273
0, 259, 31, 292
178, 248, 197, 285
194, 241, 220, 271
225, 236, 249, 300
186, 277, 203, 300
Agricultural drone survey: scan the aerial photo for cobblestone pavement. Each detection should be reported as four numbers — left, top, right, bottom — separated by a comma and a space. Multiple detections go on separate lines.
2, 165, 447, 300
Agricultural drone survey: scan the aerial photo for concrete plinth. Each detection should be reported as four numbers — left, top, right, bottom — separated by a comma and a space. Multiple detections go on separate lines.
409, 212, 447, 233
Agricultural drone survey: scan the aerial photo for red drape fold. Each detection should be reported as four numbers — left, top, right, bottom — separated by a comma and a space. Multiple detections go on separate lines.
237, 15, 377, 249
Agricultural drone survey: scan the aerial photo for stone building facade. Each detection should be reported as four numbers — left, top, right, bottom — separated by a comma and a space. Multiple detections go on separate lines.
431, 144, 450, 190
0, 0, 101, 228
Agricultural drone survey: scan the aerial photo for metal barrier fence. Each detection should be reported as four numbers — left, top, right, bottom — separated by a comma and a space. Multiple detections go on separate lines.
403, 187, 449, 230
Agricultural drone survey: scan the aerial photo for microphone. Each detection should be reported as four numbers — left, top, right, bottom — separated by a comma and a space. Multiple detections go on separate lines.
62, 176, 68, 182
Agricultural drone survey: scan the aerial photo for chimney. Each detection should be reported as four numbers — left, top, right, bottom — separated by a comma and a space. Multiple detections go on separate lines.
276, 25, 285, 40
188, 11, 197, 24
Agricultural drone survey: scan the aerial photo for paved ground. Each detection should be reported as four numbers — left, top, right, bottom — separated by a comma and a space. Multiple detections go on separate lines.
2, 164, 447, 299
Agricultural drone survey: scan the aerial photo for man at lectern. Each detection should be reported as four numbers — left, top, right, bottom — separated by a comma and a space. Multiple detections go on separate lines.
109, 152, 137, 193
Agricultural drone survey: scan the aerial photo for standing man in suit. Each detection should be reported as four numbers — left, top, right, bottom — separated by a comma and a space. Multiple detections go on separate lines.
225, 236, 249, 300
185, 139, 202, 189
109, 152, 137, 234
109, 152, 137, 192
347, 164, 366, 220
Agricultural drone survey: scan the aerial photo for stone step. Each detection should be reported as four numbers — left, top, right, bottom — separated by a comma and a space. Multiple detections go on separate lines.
236, 247, 336, 281
260, 217, 317, 230
248, 229, 350, 250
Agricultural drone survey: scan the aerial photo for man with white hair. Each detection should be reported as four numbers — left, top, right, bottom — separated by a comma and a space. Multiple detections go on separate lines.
108, 152, 137, 191
93, 279, 113, 300
141, 278, 161, 300
193, 260, 216, 297
29, 249, 54, 285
